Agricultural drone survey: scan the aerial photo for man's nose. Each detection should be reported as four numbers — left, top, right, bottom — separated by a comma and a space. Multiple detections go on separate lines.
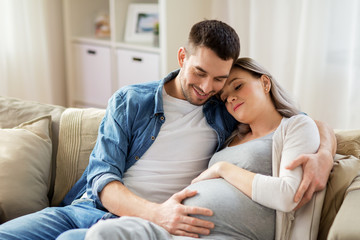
199, 78, 213, 94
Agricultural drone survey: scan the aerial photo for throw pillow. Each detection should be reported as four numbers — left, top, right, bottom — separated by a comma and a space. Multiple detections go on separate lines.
318, 154, 360, 239
51, 108, 105, 206
0, 115, 52, 223
334, 129, 360, 159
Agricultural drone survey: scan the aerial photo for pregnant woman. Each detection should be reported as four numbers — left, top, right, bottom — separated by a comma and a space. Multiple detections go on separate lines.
183, 57, 325, 240
86, 57, 325, 240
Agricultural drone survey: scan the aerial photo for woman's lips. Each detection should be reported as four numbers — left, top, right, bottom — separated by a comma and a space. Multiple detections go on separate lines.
233, 103, 243, 112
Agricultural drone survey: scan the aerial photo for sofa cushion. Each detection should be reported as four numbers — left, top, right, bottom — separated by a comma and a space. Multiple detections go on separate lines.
318, 127, 360, 239
318, 154, 360, 239
0, 96, 65, 201
327, 175, 360, 239
51, 108, 105, 206
0, 115, 52, 223
334, 129, 360, 159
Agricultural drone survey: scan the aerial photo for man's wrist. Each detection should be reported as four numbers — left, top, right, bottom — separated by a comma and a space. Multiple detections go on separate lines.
147, 202, 162, 223
317, 148, 334, 166
316, 149, 334, 191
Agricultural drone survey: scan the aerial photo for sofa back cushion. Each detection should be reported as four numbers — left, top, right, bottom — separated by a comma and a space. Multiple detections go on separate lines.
334, 129, 360, 159
0, 96, 65, 200
51, 107, 105, 206
318, 129, 360, 239
0, 116, 52, 223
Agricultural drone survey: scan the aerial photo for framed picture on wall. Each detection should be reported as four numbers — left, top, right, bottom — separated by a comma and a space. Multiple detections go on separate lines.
124, 3, 159, 44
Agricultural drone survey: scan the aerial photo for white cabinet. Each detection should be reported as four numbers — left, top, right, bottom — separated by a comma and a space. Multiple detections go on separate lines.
73, 43, 112, 107
117, 49, 160, 88
63, 0, 214, 107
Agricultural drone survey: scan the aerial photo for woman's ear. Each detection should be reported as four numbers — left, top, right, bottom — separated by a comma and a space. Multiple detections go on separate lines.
261, 75, 271, 92
177, 47, 186, 67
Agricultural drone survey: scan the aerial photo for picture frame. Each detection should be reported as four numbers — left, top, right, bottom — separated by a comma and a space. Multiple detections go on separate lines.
124, 3, 159, 44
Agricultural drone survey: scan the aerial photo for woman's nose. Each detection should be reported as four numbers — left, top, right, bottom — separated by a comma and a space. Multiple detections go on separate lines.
227, 95, 236, 102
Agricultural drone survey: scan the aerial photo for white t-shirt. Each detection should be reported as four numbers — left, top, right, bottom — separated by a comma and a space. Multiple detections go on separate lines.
123, 89, 217, 203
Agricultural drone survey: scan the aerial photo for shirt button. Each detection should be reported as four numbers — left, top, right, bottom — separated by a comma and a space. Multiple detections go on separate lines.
151, 136, 155, 140
135, 156, 139, 160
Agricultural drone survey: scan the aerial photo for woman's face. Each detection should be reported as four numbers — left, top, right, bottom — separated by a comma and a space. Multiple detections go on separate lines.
220, 67, 269, 124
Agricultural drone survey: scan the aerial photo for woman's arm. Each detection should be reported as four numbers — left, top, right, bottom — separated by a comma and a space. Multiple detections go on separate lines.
191, 161, 256, 198
285, 120, 336, 210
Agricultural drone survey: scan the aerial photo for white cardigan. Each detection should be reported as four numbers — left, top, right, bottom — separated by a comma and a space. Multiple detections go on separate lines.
252, 115, 326, 240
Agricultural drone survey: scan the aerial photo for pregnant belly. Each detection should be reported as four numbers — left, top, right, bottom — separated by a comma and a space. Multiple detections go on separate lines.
183, 178, 275, 239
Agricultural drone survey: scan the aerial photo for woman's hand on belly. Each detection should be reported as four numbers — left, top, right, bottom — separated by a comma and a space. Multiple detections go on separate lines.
151, 188, 214, 238
191, 162, 223, 184
192, 161, 256, 199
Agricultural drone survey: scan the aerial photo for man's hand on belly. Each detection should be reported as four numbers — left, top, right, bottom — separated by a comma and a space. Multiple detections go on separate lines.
151, 188, 214, 238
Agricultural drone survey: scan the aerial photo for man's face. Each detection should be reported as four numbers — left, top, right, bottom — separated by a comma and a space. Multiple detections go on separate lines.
177, 47, 234, 106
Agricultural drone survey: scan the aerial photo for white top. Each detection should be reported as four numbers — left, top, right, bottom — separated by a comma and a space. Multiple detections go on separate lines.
123, 89, 217, 203
252, 115, 325, 240
252, 116, 314, 212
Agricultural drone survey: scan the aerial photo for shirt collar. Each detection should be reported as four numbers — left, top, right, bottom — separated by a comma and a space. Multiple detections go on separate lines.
153, 69, 180, 116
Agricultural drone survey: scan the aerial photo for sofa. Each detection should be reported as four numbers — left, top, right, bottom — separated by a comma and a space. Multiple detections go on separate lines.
0, 95, 359, 239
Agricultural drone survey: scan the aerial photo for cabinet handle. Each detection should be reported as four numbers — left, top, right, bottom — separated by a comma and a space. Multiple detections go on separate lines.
87, 50, 96, 55
132, 57, 142, 62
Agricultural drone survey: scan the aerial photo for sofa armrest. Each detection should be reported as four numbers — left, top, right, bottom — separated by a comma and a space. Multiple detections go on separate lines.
327, 175, 360, 239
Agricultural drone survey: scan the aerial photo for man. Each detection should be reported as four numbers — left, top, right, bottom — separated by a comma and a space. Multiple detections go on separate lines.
0, 20, 335, 240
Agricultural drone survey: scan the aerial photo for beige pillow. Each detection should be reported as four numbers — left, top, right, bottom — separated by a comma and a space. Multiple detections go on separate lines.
318, 129, 360, 239
51, 108, 105, 206
318, 154, 360, 239
334, 129, 360, 159
0, 96, 65, 203
0, 115, 52, 223
327, 175, 360, 239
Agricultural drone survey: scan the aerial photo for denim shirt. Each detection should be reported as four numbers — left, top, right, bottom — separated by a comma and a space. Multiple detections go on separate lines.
62, 70, 237, 209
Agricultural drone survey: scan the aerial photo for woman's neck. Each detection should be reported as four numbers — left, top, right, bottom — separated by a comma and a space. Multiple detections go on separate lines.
229, 107, 283, 147
248, 107, 283, 139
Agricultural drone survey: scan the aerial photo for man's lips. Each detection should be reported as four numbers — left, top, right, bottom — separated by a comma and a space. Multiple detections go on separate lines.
233, 103, 243, 112
193, 86, 209, 99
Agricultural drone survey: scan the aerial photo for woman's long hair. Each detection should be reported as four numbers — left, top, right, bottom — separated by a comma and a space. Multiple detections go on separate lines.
226, 57, 301, 143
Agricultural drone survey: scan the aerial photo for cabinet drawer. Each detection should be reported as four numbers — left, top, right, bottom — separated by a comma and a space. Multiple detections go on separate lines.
117, 49, 160, 88
73, 43, 112, 107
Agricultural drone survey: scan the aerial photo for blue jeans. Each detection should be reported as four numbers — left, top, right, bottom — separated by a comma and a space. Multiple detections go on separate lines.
0, 199, 109, 240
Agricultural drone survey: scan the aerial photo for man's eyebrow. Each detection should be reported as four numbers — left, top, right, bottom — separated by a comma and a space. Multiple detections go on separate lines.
195, 66, 229, 79
195, 66, 207, 73
216, 75, 229, 79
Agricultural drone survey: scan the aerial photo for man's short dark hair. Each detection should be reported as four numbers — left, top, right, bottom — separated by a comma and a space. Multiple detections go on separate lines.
187, 19, 240, 63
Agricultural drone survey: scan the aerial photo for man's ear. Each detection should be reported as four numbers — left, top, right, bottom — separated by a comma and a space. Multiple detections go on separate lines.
177, 47, 186, 67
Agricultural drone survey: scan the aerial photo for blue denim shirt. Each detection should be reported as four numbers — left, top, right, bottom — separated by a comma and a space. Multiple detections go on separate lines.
62, 70, 237, 209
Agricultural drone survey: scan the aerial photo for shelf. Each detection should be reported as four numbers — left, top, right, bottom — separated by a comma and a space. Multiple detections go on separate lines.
71, 36, 160, 54
115, 42, 160, 54
71, 36, 111, 47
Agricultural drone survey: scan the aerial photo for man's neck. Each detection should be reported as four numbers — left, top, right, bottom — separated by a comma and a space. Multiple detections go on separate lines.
164, 76, 184, 100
